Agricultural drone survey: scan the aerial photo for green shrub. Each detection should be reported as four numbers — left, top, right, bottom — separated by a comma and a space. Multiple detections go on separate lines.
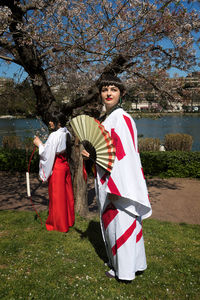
140, 151, 200, 178
0, 148, 39, 172
0, 148, 200, 178
138, 137, 161, 151
164, 133, 193, 151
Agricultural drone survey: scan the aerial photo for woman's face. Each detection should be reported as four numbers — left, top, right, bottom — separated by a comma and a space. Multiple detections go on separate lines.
49, 121, 55, 130
101, 85, 121, 112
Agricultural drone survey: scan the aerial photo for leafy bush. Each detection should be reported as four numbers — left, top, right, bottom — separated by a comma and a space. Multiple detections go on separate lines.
138, 137, 161, 151
140, 151, 200, 178
0, 148, 200, 178
164, 133, 193, 151
0, 148, 39, 173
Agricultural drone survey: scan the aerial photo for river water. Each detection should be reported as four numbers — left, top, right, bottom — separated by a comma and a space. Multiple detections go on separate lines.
0, 118, 49, 145
134, 115, 200, 151
0, 115, 200, 151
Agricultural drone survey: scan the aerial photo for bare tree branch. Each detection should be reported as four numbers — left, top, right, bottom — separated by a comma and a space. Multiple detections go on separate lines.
62, 54, 129, 114
20, 1, 53, 14
133, 71, 176, 102
0, 54, 18, 63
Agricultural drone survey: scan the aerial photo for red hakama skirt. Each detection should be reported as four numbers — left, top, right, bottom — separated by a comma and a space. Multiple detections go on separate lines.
46, 154, 75, 232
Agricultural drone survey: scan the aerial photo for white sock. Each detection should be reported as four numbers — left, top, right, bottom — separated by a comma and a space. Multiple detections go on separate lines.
107, 269, 115, 277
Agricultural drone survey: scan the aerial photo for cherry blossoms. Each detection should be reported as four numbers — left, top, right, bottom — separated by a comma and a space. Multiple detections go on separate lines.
0, 0, 199, 118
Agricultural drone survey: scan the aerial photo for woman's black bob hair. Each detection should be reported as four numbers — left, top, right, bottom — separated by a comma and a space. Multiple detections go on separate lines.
48, 110, 66, 128
98, 73, 126, 94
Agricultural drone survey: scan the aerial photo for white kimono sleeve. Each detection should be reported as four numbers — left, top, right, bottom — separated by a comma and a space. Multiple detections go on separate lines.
38, 132, 58, 181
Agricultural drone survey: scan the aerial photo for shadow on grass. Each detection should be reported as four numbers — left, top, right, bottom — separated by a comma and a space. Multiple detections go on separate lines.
75, 220, 107, 263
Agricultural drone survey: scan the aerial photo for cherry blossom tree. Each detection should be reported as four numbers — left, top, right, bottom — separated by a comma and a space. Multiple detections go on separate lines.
1, 1, 199, 115
0, 0, 199, 215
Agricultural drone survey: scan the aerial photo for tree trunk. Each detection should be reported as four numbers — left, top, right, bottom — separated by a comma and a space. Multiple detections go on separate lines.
6, 1, 57, 124
72, 138, 89, 217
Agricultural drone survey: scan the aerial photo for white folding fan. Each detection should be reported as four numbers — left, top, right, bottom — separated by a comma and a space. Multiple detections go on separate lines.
70, 115, 116, 173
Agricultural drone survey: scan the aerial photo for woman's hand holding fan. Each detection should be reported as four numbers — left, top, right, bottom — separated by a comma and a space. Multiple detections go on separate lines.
70, 115, 116, 173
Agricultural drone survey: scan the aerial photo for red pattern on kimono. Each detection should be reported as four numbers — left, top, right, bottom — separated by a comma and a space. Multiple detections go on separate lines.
102, 203, 119, 230
111, 128, 126, 160
95, 108, 152, 280
123, 114, 136, 151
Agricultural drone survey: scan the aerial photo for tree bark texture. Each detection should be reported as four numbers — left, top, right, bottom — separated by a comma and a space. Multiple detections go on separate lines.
72, 139, 89, 217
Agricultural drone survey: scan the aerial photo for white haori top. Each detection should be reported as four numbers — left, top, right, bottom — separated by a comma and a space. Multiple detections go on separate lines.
38, 127, 71, 182
99, 108, 152, 219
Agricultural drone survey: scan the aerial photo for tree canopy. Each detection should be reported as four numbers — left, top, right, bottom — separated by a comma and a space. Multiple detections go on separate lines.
0, 0, 200, 121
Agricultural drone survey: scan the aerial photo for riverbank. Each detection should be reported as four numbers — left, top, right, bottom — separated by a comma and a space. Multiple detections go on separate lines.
0, 171, 199, 225
0, 115, 18, 119
131, 111, 200, 119
1, 112, 200, 119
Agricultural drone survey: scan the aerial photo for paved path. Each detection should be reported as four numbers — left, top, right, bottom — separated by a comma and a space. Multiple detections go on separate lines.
0, 172, 199, 225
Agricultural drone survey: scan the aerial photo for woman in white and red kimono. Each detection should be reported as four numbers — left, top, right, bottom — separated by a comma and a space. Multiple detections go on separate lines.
33, 111, 75, 233
83, 74, 152, 282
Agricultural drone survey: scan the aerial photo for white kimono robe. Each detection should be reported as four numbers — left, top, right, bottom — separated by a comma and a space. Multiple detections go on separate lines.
95, 108, 152, 280
38, 127, 71, 182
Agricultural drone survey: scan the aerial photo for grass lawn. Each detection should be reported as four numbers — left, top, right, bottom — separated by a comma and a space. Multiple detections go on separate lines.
0, 210, 199, 300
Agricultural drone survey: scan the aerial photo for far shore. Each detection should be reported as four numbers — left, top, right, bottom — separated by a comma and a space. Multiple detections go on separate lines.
0, 115, 17, 118
1, 112, 200, 120
0, 115, 20, 119
0, 115, 27, 119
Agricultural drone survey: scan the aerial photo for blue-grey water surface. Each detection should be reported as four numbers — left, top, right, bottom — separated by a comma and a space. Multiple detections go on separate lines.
0, 115, 200, 151
0, 118, 49, 145
134, 115, 200, 151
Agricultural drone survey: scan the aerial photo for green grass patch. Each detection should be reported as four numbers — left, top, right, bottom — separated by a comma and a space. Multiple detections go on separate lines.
0, 211, 199, 299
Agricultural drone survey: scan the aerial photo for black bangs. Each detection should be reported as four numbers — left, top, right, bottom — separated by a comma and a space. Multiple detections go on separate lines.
98, 74, 125, 94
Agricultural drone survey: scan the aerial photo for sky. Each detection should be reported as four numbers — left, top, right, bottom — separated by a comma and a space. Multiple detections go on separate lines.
0, 62, 28, 82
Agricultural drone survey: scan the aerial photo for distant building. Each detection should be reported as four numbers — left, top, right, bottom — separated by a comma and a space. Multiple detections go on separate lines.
182, 72, 200, 111
130, 72, 200, 112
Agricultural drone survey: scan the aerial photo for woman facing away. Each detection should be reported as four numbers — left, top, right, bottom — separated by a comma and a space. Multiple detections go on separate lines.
82, 74, 152, 282
33, 110, 75, 233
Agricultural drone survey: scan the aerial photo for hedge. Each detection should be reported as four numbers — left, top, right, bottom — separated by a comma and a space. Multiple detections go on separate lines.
140, 151, 200, 178
0, 149, 39, 173
0, 148, 200, 178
